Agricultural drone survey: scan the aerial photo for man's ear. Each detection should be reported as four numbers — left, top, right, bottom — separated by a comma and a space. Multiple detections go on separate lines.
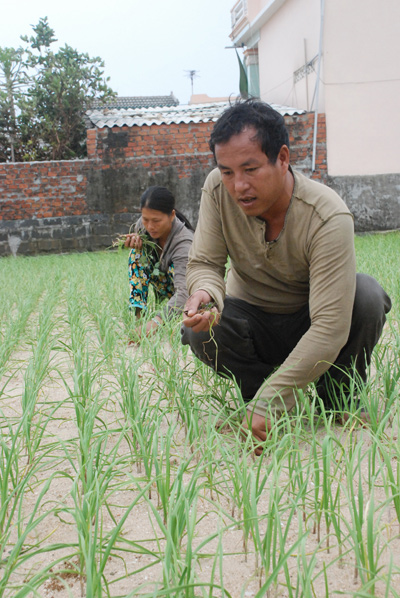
277, 145, 290, 172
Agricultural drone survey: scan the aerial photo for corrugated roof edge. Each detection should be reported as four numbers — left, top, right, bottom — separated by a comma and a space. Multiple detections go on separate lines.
90, 93, 180, 110
85, 101, 306, 129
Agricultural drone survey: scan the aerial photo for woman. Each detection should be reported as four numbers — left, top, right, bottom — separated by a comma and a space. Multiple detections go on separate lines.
124, 186, 194, 337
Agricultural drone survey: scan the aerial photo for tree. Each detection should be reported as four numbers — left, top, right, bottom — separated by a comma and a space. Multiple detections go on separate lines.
0, 46, 28, 162
0, 17, 114, 162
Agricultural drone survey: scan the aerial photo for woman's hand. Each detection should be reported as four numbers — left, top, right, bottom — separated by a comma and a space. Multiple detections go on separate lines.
145, 317, 162, 336
124, 233, 143, 249
182, 290, 220, 333
128, 316, 162, 345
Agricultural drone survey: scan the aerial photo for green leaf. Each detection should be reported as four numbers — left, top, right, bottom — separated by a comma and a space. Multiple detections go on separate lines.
235, 48, 248, 99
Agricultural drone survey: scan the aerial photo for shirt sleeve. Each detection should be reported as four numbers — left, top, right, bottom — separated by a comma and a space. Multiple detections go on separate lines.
161, 236, 193, 318
251, 213, 356, 417
186, 186, 228, 311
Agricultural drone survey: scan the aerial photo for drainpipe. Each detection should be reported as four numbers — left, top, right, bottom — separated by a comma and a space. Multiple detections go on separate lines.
312, 0, 325, 173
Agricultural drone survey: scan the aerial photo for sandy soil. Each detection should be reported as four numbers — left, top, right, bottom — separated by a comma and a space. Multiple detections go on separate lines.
1, 314, 399, 598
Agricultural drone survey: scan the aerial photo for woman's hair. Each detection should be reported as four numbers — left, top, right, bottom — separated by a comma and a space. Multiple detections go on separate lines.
140, 186, 194, 230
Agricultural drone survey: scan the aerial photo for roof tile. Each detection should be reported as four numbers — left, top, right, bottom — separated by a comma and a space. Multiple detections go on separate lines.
86, 101, 305, 129
90, 94, 179, 110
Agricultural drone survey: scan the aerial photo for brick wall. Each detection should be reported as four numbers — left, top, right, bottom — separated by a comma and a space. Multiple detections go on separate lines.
92, 122, 216, 175
285, 113, 327, 179
90, 114, 327, 179
0, 160, 93, 220
0, 112, 327, 256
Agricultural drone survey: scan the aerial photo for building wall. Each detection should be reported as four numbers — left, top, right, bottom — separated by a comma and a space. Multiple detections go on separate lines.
234, 0, 322, 111
232, 0, 400, 178
1, 113, 327, 256
324, 0, 400, 176
260, 0, 321, 111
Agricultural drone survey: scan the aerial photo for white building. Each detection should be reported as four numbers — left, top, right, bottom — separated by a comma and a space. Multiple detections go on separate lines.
230, 0, 400, 178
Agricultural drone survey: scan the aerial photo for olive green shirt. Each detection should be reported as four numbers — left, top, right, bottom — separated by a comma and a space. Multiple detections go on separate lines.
186, 168, 356, 416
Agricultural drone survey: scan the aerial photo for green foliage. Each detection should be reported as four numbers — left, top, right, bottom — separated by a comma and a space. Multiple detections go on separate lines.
0, 46, 28, 162
111, 232, 162, 275
0, 17, 114, 162
20, 16, 57, 52
0, 236, 399, 595
235, 48, 248, 100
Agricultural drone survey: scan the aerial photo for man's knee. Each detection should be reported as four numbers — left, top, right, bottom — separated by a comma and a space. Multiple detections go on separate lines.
354, 273, 392, 322
181, 324, 193, 348
180, 325, 216, 365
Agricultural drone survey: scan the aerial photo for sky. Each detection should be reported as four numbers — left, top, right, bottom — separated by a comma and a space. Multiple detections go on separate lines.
2, 0, 242, 105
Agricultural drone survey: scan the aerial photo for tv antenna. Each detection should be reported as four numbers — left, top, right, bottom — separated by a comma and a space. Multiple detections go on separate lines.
184, 70, 200, 96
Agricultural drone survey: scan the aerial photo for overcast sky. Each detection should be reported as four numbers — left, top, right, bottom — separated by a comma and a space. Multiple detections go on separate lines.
2, 0, 241, 105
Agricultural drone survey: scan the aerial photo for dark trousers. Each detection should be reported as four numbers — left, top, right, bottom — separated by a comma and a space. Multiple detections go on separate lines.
181, 274, 392, 410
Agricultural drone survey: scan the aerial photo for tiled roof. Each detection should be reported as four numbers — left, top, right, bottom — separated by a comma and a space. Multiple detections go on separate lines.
86, 101, 305, 129
90, 93, 179, 110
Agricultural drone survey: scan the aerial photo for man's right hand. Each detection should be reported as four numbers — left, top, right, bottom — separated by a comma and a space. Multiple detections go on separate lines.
182, 290, 220, 333
242, 411, 271, 456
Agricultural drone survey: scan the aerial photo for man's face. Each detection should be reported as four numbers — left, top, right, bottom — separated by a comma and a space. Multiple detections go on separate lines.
214, 126, 289, 220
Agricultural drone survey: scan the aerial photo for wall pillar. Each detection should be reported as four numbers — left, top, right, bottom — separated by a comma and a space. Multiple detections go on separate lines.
244, 47, 260, 98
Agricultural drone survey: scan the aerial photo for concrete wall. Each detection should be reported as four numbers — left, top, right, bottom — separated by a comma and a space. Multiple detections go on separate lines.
328, 173, 400, 233
0, 112, 327, 257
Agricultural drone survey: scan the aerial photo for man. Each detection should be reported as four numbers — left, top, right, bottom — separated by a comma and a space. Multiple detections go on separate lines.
181, 100, 391, 448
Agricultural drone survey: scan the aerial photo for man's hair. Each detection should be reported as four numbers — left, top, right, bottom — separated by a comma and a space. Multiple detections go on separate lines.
209, 99, 289, 164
